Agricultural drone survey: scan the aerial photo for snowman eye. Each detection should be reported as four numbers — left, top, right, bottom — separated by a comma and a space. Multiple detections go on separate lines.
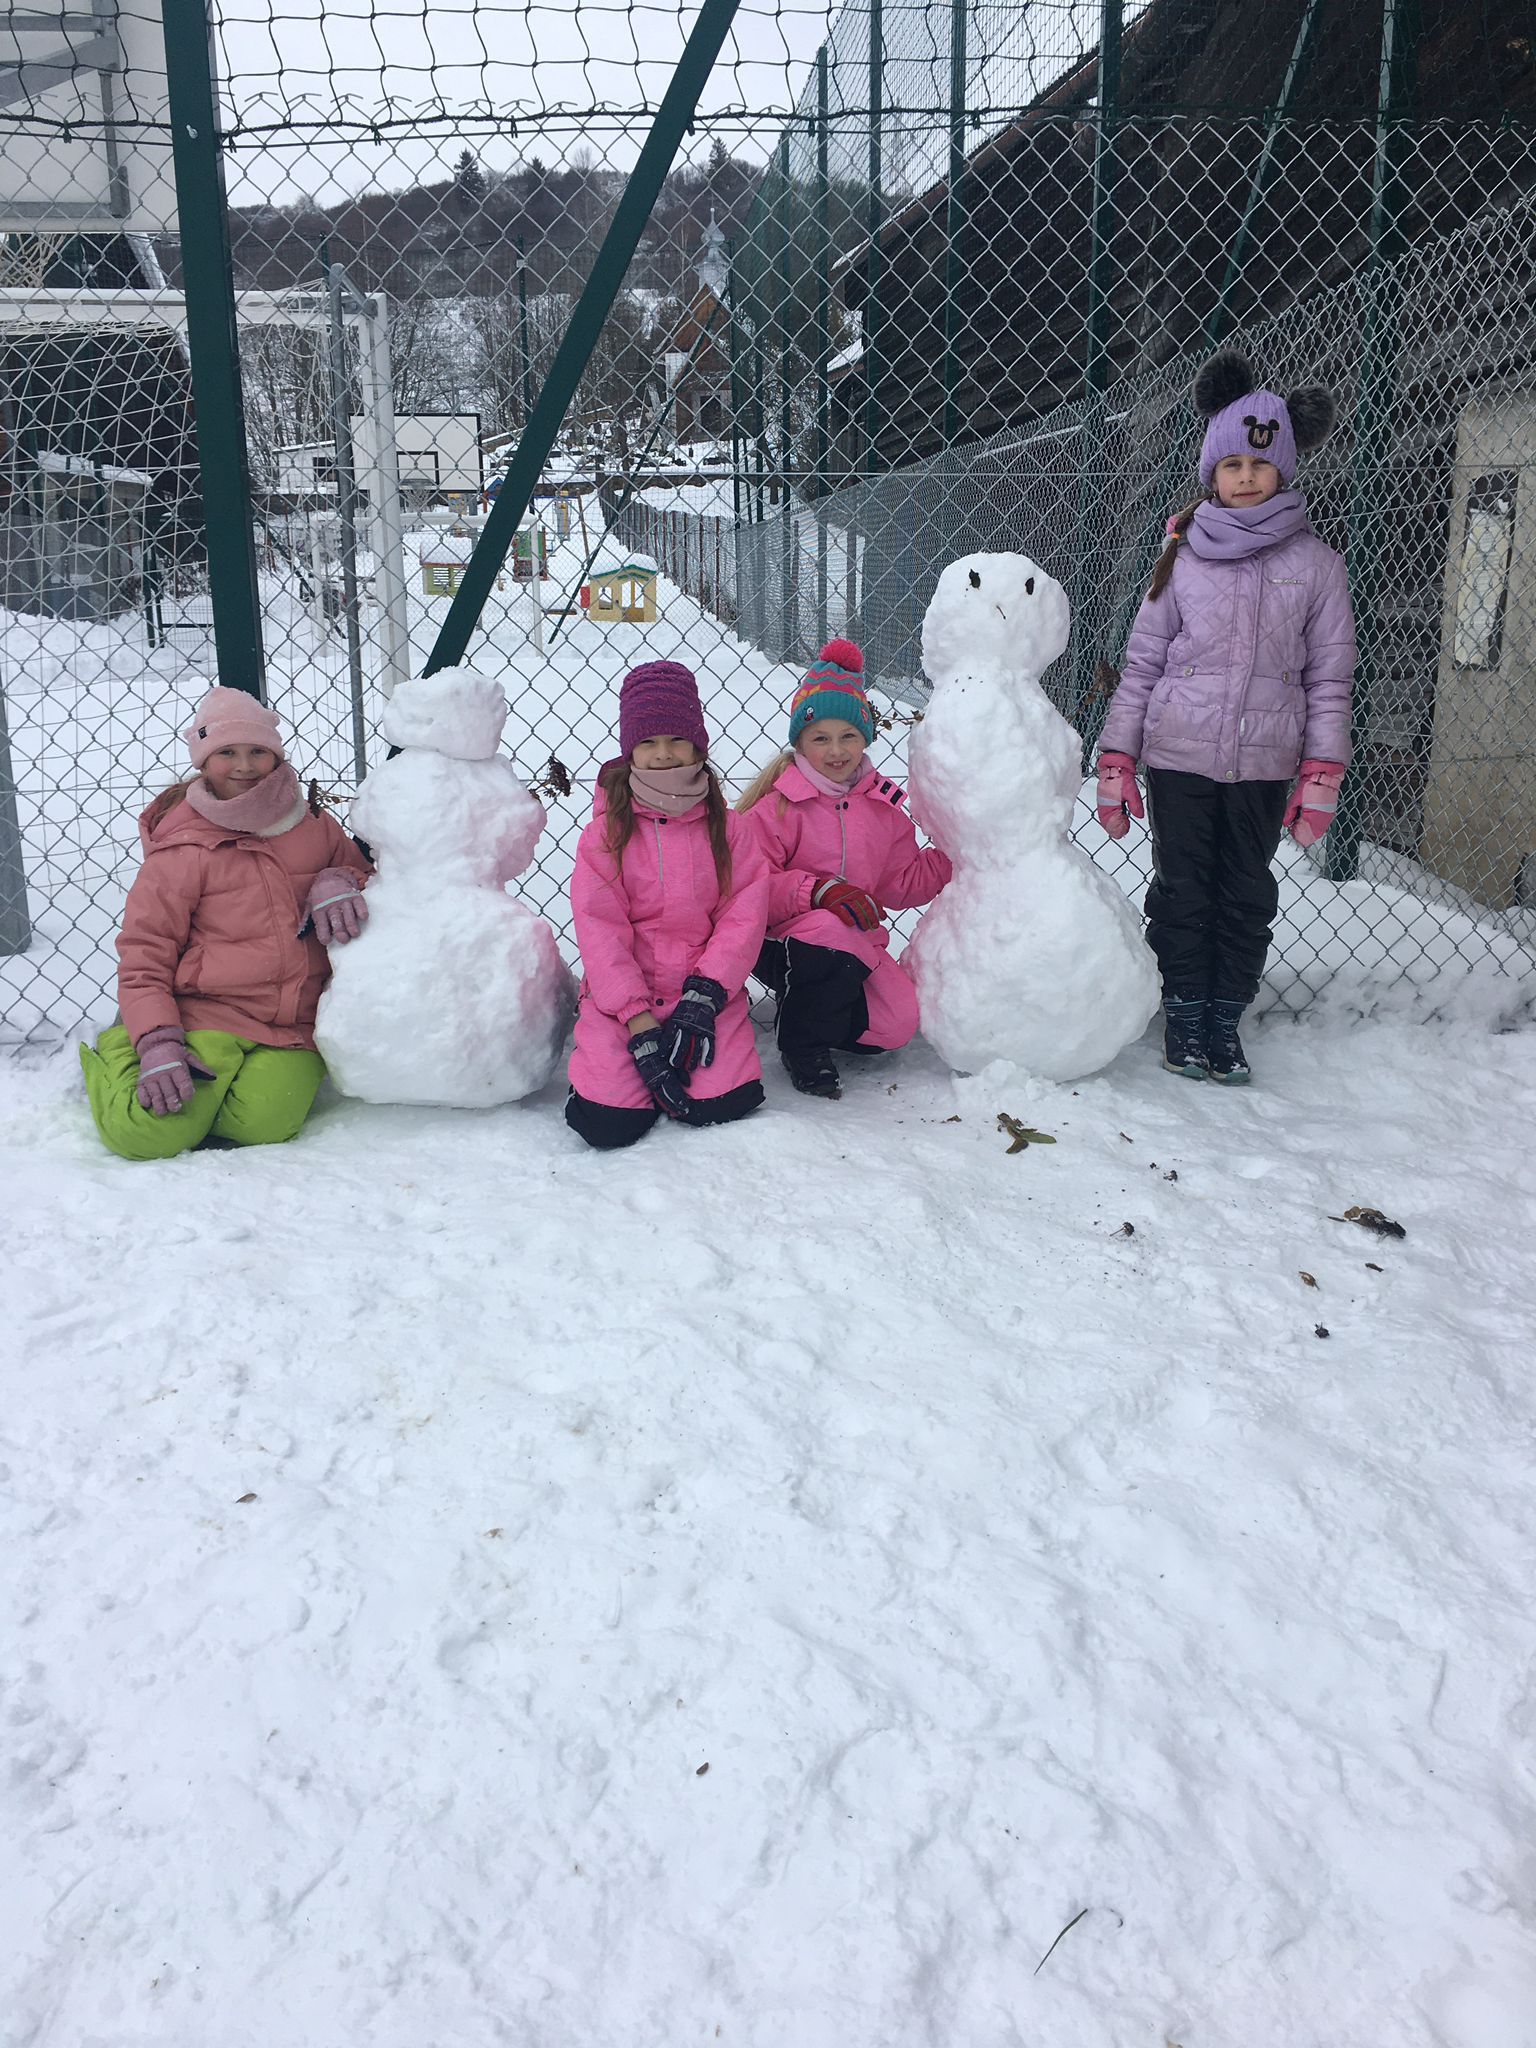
1025, 577, 1035, 596
968, 570, 981, 588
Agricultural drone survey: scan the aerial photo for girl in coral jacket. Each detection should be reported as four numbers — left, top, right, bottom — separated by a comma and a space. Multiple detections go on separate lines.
1096, 351, 1356, 1086
737, 639, 952, 1100
566, 660, 770, 1151
79, 687, 371, 1160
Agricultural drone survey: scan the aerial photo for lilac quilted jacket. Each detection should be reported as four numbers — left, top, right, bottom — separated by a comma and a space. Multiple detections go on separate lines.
1099, 530, 1356, 782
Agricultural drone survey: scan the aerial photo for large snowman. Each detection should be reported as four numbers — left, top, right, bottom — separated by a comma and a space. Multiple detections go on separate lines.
906, 552, 1160, 1081
315, 666, 574, 1107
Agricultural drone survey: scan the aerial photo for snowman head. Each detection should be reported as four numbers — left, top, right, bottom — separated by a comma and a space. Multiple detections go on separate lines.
381, 667, 509, 762
921, 554, 1071, 689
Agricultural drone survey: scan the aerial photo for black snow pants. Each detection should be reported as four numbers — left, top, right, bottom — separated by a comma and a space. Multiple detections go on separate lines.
754, 938, 873, 1053
565, 1078, 765, 1151
1144, 768, 1290, 1005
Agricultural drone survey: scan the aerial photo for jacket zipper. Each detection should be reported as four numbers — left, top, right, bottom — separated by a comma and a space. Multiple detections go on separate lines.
652, 817, 665, 888
838, 802, 847, 878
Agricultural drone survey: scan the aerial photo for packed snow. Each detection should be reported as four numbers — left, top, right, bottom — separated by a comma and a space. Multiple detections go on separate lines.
909, 553, 1161, 1079
4, 999, 1536, 2045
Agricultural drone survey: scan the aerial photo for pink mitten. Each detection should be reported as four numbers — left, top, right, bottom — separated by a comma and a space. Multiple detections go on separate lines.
1284, 760, 1346, 848
134, 1027, 215, 1116
1096, 752, 1144, 840
305, 868, 369, 945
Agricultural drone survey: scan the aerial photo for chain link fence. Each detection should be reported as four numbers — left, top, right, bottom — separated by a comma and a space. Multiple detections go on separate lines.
3, 0, 1535, 1043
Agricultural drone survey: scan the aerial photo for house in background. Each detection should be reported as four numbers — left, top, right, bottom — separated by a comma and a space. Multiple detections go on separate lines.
654, 217, 733, 450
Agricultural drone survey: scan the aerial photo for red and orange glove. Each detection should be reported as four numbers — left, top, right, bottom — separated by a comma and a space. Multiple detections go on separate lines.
1284, 760, 1346, 848
812, 879, 883, 931
1095, 752, 1144, 840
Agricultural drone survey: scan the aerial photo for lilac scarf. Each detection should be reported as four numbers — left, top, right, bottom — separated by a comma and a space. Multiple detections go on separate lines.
628, 760, 711, 817
796, 754, 874, 801
185, 762, 307, 837
1185, 489, 1311, 562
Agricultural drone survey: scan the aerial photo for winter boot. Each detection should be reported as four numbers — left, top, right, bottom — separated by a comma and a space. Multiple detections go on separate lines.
781, 1047, 842, 1099
1205, 999, 1251, 1085
1161, 995, 1210, 1080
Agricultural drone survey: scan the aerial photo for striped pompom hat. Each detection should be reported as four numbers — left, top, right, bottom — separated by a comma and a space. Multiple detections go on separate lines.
787, 638, 875, 747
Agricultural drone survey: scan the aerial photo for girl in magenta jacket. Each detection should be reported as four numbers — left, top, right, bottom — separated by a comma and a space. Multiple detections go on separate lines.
737, 639, 952, 1100
79, 686, 371, 1160
1096, 352, 1356, 1086
566, 660, 770, 1151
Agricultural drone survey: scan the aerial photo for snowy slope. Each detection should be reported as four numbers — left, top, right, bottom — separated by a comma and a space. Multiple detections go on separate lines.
4, 1009, 1536, 2047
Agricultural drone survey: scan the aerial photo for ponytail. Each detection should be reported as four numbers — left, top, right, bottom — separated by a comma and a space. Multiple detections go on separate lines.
1147, 493, 1209, 603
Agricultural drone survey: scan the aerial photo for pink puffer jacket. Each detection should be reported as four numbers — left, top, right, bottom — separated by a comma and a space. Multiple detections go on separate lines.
740, 757, 952, 1050
1100, 529, 1356, 782
117, 792, 370, 1050
568, 787, 769, 1109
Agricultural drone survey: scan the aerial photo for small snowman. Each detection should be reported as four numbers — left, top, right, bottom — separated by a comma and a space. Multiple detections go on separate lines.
906, 552, 1160, 1082
315, 666, 575, 1108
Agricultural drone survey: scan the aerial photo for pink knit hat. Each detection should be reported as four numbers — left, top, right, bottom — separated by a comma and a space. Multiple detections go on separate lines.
619, 660, 709, 759
183, 686, 285, 769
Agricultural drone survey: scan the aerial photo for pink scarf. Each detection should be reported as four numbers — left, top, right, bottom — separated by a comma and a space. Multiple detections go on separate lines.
628, 761, 711, 817
796, 754, 874, 801
185, 762, 307, 837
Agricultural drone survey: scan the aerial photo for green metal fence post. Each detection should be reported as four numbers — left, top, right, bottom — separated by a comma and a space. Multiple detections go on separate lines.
515, 234, 534, 426
423, 0, 747, 677
0, 666, 32, 956
1069, 0, 1123, 720
1326, 0, 1421, 881
815, 43, 832, 642
776, 133, 796, 650
863, 0, 884, 477
726, 241, 745, 529
160, 0, 266, 700
941, 0, 969, 448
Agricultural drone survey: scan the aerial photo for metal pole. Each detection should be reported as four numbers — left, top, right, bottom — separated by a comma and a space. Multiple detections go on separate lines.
352, 286, 413, 696
323, 256, 368, 781
1069, 0, 1124, 721
423, 0, 748, 677
0, 659, 32, 956
776, 134, 796, 653
942, 0, 968, 447
726, 242, 745, 529
160, 0, 266, 698
863, 0, 884, 476
815, 44, 831, 642
515, 235, 534, 427
1326, 0, 1421, 881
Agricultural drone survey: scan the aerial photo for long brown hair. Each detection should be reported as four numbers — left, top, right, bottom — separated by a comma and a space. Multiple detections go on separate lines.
735, 748, 796, 817
1147, 491, 1213, 602
601, 757, 733, 895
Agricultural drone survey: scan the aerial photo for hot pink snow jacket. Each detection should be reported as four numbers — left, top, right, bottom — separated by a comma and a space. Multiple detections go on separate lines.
741, 758, 953, 933
568, 785, 769, 1106
116, 793, 370, 1051
1100, 529, 1356, 782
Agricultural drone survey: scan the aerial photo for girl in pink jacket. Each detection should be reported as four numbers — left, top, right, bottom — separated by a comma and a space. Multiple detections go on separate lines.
79, 687, 371, 1160
566, 660, 770, 1151
737, 639, 952, 1099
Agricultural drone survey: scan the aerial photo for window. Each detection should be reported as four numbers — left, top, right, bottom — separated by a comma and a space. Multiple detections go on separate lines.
1452, 470, 1517, 670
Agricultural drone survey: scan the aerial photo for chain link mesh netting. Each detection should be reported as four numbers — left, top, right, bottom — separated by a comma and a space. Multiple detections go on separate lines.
2, 0, 1535, 1042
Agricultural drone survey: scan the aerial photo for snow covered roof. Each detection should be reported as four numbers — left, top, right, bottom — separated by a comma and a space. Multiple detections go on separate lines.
34, 450, 153, 487
418, 530, 477, 562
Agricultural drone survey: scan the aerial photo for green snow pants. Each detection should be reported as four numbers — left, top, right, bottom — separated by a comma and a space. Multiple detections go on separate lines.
80, 1025, 326, 1162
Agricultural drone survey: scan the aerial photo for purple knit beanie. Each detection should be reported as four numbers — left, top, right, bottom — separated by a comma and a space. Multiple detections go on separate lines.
619, 660, 710, 759
1194, 350, 1337, 488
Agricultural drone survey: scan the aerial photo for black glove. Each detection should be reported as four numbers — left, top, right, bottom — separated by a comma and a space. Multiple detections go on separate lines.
629, 1029, 690, 1119
662, 974, 727, 1073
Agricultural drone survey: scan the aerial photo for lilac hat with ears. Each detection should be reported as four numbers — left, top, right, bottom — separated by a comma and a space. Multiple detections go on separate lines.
1194, 350, 1337, 487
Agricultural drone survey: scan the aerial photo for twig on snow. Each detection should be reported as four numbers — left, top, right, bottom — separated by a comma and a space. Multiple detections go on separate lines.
1033, 1907, 1089, 1976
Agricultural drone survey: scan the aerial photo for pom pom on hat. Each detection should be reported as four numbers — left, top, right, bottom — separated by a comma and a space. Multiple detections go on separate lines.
183, 685, 285, 770
788, 638, 875, 747
1286, 384, 1337, 453
619, 659, 710, 759
1194, 351, 1259, 418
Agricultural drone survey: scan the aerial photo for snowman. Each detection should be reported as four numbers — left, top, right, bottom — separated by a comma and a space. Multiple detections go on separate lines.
315, 666, 575, 1108
906, 552, 1160, 1082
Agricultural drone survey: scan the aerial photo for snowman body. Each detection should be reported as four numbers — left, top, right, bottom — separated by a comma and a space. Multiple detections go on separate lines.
907, 553, 1159, 1081
315, 668, 574, 1107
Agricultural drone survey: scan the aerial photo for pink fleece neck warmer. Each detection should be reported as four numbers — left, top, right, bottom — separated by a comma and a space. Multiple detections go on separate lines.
185, 763, 307, 836
795, 754, 875, 800
628, 760, 711, 816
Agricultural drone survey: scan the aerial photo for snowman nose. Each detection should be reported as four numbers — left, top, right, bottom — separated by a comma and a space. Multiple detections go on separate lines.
968, 569, 981, 588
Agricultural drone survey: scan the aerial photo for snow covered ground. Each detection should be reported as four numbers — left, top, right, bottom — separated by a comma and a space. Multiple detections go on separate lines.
5, 1003, 1536, 2047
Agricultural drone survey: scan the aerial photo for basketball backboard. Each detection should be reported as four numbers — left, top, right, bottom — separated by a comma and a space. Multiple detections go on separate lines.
0, 0, 177, 232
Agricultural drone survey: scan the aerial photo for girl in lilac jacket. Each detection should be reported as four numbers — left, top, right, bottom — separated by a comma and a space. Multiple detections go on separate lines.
566, 660, 769, 1151
738, 639, 952, 1100
1096, 351, 1357, 1084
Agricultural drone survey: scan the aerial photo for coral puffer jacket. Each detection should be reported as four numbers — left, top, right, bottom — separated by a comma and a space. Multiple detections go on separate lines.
569, 785, 769, 1108
1100, 529, 1356, 782
742, 757, 953, 932
117, 792, 370, 1050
